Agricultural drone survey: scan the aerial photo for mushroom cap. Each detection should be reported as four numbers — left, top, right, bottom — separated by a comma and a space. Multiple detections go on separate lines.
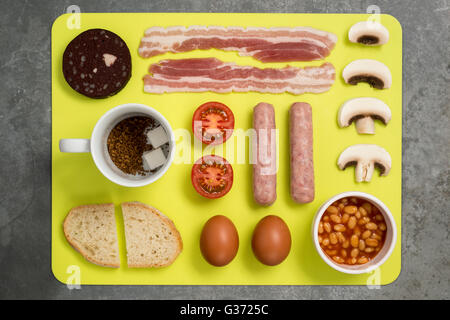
338, 97, 392, 127
348, 21, 389, 45
337, 144, 392, 182
342, 59, 392, 89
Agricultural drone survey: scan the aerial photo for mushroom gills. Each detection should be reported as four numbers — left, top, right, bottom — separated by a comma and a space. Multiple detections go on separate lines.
347, 75, 384, 89
357, 35, 379, 45
348, 21, 389, 46
337, 144, 391, 182
342, 59, 392, 89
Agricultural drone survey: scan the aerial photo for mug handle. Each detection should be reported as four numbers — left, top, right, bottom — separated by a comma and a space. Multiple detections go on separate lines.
59, 139, 91, 153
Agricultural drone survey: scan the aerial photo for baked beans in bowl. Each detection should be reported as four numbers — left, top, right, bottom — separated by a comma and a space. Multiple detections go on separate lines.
312, 192, 397, 274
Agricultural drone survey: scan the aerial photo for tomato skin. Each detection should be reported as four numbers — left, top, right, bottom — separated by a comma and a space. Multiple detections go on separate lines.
192, 101, 235, 145
191, 155, 234, 199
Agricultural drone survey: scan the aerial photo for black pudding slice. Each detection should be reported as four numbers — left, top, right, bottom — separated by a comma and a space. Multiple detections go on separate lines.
62, 28, 131, 99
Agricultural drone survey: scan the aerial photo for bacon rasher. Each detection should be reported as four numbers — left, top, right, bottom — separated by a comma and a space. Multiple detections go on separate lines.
143, 58, 335, 95
139, 26, 337, 62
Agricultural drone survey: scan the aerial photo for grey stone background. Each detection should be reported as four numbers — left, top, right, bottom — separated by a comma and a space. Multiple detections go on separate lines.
0, 0, 448, 299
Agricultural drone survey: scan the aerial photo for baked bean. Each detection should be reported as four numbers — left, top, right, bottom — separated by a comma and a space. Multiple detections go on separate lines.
350, 235, 359, 248
358, 217, 370, 225
351, 248, 359, 258
341, 249, 347, 258
338, 203, 345, 210
365, 238, 379, 247
366, 222, 378, 230
362, 202, 372, 214
364, 247, 375, 253
324, 222, 332, 233
341, 198, 348, 204
359, 206, 368, 217
344, 205, 357, 214
378, 223, 387, 231
334, 224, 346, 232
333, 256, 345, 264
376, 214, 384, 221
318, 222, 324, 234
330, 232, 338, 244
348, 216, 357, 229
355, 211, 361, 219
330, 214, 341, 223
323, 215, 329, 222
362, 230, 372, 240
371, 233, 382, 241
327, 249, 337, 255
350, 197, 358, 204
322, 238, 330, 246
326, 206, 339, 214
337, 232, 346, 244
357, 256, 369, 264
359, 239, 366, 251
342, 213, 350, 224
350, 257, 357, 265
318, 235, 323, 243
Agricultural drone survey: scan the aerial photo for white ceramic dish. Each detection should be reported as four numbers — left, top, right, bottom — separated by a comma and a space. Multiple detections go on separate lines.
312, 191, 397, 274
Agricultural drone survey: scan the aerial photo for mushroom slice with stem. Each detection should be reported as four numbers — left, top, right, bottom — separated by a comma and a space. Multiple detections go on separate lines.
348, 21, 389, 45
337, 144, 391, 182
338, 97, 391, 134
342, 59, 392, 89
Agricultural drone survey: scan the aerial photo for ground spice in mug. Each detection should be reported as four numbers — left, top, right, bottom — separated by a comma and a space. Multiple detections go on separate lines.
107, 116, 157, 175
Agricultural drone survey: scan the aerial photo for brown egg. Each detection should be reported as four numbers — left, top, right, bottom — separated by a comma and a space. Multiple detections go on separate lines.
200, 215, 239, 267
252, 215, 291, 266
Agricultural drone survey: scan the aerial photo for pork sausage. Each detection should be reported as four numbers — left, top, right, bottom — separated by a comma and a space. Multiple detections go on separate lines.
289, 102, 314, 203
252, 102, 277, 206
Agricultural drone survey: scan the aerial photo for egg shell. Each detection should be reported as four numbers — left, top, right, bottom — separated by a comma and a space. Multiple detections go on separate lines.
252, 215, 291, 266
200, 215, 239, 267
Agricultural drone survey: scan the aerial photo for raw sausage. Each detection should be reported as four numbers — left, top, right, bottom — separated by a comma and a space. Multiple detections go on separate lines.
289, 102, 314, 203
252, 103, 277, 206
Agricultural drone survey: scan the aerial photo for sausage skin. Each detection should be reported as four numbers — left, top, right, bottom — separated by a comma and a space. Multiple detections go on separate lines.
289, 102, 314, 203
252, 102, 277, 206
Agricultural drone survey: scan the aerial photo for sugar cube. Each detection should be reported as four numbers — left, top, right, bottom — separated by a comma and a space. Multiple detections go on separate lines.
146, 126, 169, 148
142, 148, 166, 170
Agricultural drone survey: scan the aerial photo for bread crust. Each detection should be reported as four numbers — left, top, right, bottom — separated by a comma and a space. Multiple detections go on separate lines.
121, 202, 183, 268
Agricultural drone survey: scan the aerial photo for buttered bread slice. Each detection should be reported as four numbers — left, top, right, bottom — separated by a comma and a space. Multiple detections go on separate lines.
63, 203, 120, 268
121, 202, 183, 268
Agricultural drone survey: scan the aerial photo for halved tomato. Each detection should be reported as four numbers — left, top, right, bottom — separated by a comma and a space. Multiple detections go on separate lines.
191, 155, 233, 199
192, 101, 235, 145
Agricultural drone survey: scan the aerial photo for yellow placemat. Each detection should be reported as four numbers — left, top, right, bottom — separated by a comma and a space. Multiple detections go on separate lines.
51, 13, 402, 285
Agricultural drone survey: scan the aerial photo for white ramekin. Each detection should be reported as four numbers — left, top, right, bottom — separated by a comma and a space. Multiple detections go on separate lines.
312, 191, 397, 274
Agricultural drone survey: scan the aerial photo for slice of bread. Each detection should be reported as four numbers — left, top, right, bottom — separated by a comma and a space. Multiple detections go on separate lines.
63, 203, 120, 268
121, 202, 183, 268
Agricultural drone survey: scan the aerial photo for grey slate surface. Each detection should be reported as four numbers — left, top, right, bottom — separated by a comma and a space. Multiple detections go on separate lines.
0, 0, 448, 299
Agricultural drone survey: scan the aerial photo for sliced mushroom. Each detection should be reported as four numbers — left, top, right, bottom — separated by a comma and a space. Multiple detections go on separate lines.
342, 59, 392, 89
337, 144, 391, 182
348, 21, 389, 45
338, 97, 391, 134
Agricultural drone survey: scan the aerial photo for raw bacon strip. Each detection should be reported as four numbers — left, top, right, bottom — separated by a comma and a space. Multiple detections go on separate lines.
139, 26, 337, 62
143, 58, 335, 95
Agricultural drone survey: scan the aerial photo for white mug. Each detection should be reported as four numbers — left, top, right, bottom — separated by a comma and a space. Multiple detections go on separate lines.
59, 103, 175, 187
